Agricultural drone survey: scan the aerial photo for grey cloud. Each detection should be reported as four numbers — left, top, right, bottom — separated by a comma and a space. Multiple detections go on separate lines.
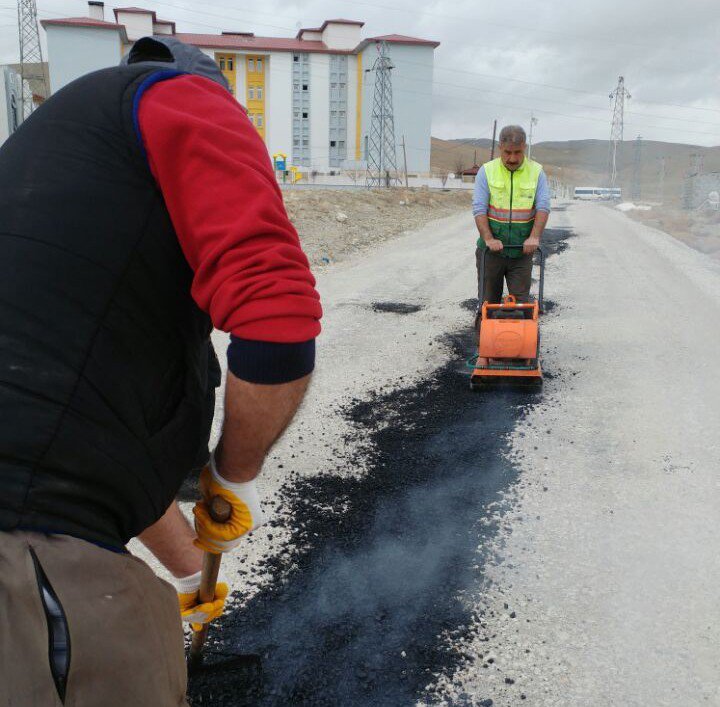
16, 0, 720, 145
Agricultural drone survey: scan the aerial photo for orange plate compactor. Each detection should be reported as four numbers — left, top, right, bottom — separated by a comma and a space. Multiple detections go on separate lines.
470, 245, 545, 389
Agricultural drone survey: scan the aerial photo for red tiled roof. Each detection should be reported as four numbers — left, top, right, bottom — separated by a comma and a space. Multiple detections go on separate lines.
41, 16, 127, 35
296, 19, 364, 39
42, 16, 439, 54
154, 18, 176, 33
174, 33, 355, 54
367, 34, 440, 47
114, 6, 155, 13
114, 6, 157, 21
296, 27, 322, 39
321, 19, 365, 28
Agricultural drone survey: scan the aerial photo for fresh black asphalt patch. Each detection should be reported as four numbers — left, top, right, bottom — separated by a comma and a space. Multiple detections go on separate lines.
186, 227, 573, 706
371, 302, 424, 314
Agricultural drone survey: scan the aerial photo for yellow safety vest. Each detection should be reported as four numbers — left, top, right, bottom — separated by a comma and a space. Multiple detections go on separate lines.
483, 157, 543, 258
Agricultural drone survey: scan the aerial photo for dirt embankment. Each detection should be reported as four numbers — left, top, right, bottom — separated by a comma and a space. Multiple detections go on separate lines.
621, 206, 720, 260
283, 188, 472, 266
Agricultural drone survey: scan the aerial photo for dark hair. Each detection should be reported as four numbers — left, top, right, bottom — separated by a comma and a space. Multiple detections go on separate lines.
499, 125, 527, 145
126, 37, 174, 64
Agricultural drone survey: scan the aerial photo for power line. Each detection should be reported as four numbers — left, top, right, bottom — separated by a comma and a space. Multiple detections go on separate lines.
331, 0, 718, 60
42, 0, 720, 118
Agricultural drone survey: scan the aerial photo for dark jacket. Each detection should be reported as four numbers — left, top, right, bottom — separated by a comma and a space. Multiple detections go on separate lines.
0, 63, 216, 549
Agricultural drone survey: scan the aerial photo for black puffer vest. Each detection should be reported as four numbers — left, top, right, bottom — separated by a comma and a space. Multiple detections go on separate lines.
0, 65, 215, 548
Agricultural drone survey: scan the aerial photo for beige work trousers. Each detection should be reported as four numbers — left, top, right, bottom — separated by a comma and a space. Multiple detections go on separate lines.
0, 531, 188, 707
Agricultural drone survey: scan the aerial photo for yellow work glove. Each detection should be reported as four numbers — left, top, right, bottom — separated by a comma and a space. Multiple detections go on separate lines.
175, 570, 229, 632
192, 454, 267, 554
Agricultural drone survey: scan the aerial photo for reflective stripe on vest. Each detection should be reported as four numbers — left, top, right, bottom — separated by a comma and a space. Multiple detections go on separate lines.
484, 157, 542, 257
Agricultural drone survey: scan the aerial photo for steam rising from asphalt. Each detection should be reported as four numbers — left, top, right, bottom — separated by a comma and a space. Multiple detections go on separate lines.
187, 229, 572, 706
198, 376, 530, 706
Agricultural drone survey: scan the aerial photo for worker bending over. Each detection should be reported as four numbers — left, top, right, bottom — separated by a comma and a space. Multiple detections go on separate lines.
472, 124, 551, 311
0, 37, 320, 705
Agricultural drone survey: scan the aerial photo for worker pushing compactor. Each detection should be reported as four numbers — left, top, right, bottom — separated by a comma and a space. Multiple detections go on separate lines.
470, 125, 551, 386
0, 37, 321, 705
472, 124, 551, 316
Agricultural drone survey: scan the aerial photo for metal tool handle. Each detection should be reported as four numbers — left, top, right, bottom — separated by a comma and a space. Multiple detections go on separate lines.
478, 243, 545, 313
188, 495, 233, 667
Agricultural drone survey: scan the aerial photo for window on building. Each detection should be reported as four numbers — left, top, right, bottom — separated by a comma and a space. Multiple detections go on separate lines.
248, 59, 255, 72
257, 87, 263, 100
330, 140, 337, 147
257, 58, 263, 73
302, 84, 308, 91
257, 115, 264, 127
338, 140, 345, 148
248, 87, 255, 100
219, 58, 226, 70
227, 58, 234, 70
331, 82, 337, 89
248, 113, 254, 125
339, 110, 346, 118
339, 82, 346, 90
303, 139, 308, 146
293, 55, 299, 62
294, 138, 300, 146
302, 112, 308, 118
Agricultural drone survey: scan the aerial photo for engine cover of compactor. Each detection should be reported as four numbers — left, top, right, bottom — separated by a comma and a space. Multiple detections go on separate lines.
470, 295, 542, 389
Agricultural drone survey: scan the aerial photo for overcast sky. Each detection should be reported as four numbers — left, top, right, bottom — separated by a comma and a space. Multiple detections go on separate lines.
4, 0, 720, 146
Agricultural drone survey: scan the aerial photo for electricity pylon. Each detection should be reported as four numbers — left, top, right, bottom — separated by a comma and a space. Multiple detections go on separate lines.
608, 76, 630, 187
365, 41, 399, 188
18, 0, 48, 118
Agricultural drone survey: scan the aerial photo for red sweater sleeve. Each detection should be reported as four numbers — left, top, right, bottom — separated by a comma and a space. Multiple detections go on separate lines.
137, 74, 321, 343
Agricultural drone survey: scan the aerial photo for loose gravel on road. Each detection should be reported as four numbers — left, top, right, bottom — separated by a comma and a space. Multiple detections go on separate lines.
186, 229, 573, 706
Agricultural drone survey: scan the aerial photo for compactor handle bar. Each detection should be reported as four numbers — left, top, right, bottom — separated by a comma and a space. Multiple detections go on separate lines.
478, 244, 545, 313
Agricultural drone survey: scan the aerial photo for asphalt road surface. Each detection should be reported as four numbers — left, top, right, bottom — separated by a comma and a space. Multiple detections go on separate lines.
136, 201, 719, 706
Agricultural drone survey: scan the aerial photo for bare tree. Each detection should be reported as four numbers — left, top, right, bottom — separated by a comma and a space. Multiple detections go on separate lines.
439, 170, 449, 187
453, 157, 465, 176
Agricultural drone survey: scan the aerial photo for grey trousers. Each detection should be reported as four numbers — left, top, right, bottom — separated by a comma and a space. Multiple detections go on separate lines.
0, 531, 188, 707
476, 247, 534, 304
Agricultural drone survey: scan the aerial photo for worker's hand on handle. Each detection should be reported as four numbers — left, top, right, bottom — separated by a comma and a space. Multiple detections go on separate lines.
175, 570, 229, 632
523, 236, 540, 255
192, 455, 267, 554
485, 238, 504, 253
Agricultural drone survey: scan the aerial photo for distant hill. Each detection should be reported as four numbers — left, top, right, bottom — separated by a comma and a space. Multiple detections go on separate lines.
431, 137, 720, 204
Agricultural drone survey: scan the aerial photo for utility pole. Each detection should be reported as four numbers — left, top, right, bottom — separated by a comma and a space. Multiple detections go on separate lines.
18, 0, 48, 119
631, 134, 642, 201
490, 119, 497, 160
689, 152, 704, 176
401, 134, 409, 188
683, 152, 704, 209
528, 113, 538, 160
608, 76, 631, 187
657, 156, 666, 203
365, 41, 399, 188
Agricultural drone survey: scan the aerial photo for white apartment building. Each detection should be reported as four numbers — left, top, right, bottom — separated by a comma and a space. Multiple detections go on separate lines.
41, 4, 439, 174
